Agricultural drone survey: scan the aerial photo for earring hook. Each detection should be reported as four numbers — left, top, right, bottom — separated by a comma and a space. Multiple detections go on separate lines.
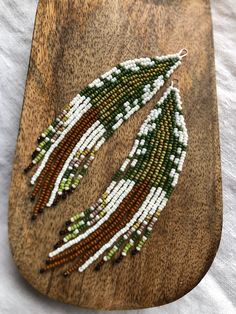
178, 48, 188, 58
171, 78, 179, 88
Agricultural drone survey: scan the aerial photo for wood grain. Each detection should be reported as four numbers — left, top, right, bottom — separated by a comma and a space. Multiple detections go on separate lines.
8, 0, 222, 310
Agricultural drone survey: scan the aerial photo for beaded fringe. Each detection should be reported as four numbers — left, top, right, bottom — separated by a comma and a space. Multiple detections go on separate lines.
23, 49, 188, 275
40, 85, 188, 275
24, 50, 186, 220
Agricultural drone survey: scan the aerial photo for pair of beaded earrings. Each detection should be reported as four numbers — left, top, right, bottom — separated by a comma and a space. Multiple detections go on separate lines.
24, 48, 188, 276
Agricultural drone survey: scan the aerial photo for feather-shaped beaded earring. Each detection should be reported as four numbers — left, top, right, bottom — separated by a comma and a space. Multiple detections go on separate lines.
39, 81, 188, 276
24, 49, 187, 220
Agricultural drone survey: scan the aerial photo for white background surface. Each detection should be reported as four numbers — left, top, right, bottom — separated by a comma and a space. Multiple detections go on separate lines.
0, 1, 235, 313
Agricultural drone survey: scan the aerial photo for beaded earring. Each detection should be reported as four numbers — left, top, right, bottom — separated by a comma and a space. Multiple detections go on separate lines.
24, 49, 187, 220
39, 82, 188, 276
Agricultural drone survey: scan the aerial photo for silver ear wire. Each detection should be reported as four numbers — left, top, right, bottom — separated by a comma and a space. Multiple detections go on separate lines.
178, 48, 188, 58
171, 78, 179, 88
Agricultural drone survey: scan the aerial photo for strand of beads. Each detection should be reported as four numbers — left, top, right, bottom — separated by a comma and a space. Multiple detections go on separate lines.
55, 118, 159, 244
25, 50, 187, 220
89, 86, 188, 271
41, 181, 151, 275
40, 83, 188, 275
42, 87, 171, 264
91, 102, 178, 268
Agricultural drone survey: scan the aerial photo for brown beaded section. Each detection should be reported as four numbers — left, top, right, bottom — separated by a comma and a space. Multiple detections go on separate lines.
41, 181, 151, 274
30, 84, 129, 208
31, 107, 99, 219
46, 182, 149, 263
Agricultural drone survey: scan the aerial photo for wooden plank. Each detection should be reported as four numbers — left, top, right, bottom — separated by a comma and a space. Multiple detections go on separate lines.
8, 0, 222, 310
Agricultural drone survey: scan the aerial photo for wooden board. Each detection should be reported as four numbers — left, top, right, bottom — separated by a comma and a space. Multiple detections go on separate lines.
8, 0, 222, 310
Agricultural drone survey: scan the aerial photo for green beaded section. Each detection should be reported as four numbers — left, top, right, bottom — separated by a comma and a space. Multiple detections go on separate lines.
124, 90, 186, 188
80, 57, 179, 130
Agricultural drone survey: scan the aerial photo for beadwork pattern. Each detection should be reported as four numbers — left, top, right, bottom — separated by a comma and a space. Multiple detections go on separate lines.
24, 50, 187, 220
40, 84, 188, 276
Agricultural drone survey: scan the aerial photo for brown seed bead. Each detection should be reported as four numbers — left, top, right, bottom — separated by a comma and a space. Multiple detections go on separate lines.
24, 162, 34, 173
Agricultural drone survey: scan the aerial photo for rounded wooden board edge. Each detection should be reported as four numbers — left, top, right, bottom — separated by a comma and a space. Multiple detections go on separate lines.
8, 0, 223, 310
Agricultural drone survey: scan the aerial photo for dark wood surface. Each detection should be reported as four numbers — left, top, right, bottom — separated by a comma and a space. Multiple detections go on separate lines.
8, 0, 222, 310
